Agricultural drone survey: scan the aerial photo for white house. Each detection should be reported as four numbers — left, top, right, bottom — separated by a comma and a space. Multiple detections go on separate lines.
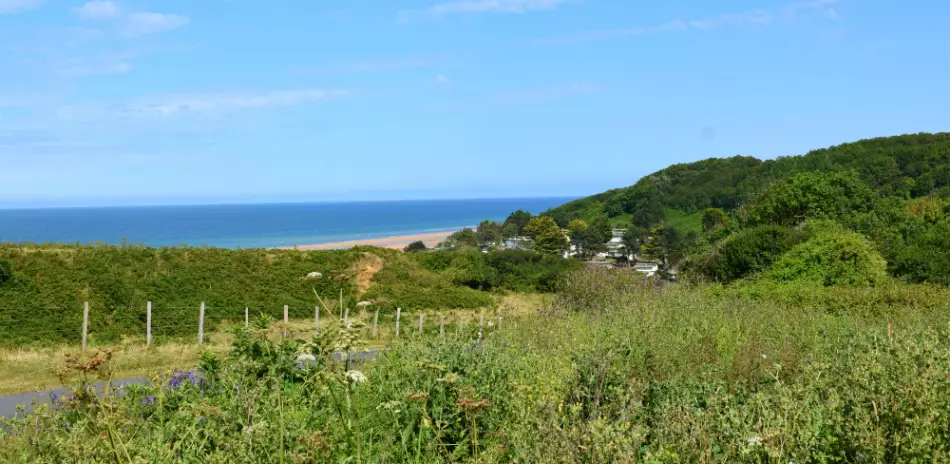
632, 261, 660, 277
605, 228, 627, 258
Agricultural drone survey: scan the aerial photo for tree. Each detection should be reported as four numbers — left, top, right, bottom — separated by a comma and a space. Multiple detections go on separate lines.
501, 222, 520, 239
523, 216, 568, 255
440, 228, 478, 249
701, 208, 728, 233
622, 227, 648, 259
0, 260, 12, 285
567, 219, 593, 259
476, 220, 502, 245
701, 225, 809, 282
502, 210, 533, 237
743, 171, 877, 226
404, 241, 427, 253
640, 225, 697, 270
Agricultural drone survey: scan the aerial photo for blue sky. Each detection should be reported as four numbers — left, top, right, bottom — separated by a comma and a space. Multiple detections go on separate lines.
1, 0, 948, 208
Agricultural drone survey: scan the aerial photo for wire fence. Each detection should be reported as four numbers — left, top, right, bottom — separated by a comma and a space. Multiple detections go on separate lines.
0, 302, 505, 349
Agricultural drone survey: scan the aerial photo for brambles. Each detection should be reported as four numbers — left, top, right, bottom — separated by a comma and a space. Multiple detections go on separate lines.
4, 275, 950, 461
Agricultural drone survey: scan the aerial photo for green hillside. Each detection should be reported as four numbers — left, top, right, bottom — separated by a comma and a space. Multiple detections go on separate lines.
0, 244, 577, 345
538, 132, 950, 286
544, 132, 950, 227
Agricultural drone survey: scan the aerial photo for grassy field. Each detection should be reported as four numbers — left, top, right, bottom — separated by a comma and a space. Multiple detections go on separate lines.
3, 271, 949, 462
0, 293, 549, 396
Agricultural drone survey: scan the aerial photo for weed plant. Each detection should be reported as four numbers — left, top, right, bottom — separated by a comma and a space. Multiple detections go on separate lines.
3, 270, 950, 462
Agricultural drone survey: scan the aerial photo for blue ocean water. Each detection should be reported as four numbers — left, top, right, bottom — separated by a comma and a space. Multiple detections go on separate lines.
0, 198, 573, 249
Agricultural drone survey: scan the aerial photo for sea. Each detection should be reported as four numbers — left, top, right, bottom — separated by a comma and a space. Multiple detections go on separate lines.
0, 197, 573, 249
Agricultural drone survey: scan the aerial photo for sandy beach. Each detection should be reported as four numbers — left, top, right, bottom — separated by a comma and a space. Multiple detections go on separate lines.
285, 231, 454, 251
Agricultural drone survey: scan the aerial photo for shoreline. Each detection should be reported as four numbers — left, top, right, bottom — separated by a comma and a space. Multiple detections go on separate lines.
281, 231, 456, 251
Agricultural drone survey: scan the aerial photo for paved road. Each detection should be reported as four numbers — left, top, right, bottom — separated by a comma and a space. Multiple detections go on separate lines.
0, 350, 379, 420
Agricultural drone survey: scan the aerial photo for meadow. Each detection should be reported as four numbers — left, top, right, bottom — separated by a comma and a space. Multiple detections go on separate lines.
3, 269, 949, 462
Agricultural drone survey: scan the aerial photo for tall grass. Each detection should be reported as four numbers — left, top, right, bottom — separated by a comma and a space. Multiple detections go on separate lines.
4, 270, 950, 462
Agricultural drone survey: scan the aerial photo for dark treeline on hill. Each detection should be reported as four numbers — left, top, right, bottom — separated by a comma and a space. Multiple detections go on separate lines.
533, 132, 950, 285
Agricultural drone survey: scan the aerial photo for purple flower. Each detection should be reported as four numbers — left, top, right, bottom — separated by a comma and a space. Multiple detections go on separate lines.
142, 394, 156, 406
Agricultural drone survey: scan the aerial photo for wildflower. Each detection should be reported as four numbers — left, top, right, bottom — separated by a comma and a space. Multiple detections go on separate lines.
377, 401, 403, 413
346, 370, 368, 383
747, 435, 763, 446
438, 372, 461, 384
761, 354, 767, 360
407, 392, 429, 401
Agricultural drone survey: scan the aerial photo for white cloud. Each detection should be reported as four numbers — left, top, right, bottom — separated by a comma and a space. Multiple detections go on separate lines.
74, 1, 118, 19
429, 0, 569, 15
0, 0, 42, 14
538, 0, 839, 44
121, 12, 190, 37
401, 0, 571, 20
95, 89, 347, 117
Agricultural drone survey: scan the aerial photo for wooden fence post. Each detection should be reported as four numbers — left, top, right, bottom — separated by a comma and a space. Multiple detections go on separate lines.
418, 313, 424, 334
344, 307, 349, 327
283, 305, 289, 324
440, 315, 445, 339
395, 307, 401, 338
372, 311, 379, 339
245, 307, 249, 327
496, 315, 502, 331
478, 313, 484, 340
82, 302, 89, 352
198, 302, 205, 345
146, 301, 152, 347
315, 305, 320, 334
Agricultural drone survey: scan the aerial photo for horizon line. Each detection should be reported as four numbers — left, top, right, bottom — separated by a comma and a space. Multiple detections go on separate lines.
0, 195, 582, 212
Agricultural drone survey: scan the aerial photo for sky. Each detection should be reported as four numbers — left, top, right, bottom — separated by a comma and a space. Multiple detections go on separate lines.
1, 0, 949, 208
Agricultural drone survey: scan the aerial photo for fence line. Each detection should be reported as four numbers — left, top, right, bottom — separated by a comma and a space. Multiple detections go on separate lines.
1, 301, 503, 350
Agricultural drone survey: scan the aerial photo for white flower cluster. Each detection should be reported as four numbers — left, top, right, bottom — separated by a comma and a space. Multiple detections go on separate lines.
346, 370, 368, 383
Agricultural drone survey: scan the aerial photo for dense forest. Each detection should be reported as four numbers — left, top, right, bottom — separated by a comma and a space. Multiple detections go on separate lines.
538, 132, 950, 285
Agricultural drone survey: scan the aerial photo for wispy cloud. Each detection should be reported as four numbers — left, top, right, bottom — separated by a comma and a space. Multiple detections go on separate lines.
72, 1, 189, 37
0, 0, 43, 14
73, 0, 117, 19
121, 12, 190, 37
401, 0, 572, 21
60, 89, 348, 118
304, 56, 441, 76
538, 0, 839, 44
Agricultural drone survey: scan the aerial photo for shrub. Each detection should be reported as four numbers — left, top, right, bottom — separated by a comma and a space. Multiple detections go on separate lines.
742, 171, 877, 226
0, 260, 11, 285
767, 221, 889, 286
403, 240, 426, 253
702, 225, 809, 282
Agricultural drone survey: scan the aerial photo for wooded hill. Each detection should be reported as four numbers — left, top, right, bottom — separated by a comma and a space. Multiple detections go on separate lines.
540, 133, 950, 286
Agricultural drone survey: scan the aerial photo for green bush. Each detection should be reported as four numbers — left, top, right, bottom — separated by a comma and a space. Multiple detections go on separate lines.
742, 171, 877, 226
767, 221, 889, 286
0, 260, 11, 285
702, 225, 809, 282
7, 277, 950, 462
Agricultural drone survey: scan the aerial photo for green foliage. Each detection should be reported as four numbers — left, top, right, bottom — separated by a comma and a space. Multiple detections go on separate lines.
544, 132, 950, 231
523, 216, 568, 255
742, 171, 877, 226
403, 240, 427, 253
9, 276, 950, 462
0, 260, 11, 285
476, 220, 502, 245
501, 210, 533, 237
702, 225, 809, 282
766, 221, 889, 286
414, 249, 582, 293
440, 228, 479, 249
640, 225, 698, 269
701, 207, 727, 233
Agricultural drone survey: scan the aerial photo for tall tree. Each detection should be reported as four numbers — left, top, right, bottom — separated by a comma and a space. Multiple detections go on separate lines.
523, 216, 568, 255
